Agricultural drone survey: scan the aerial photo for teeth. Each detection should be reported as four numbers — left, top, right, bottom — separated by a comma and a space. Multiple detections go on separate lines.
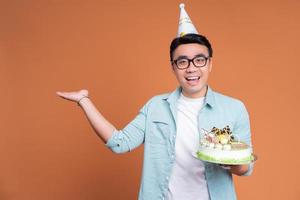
186, 76, 200, 81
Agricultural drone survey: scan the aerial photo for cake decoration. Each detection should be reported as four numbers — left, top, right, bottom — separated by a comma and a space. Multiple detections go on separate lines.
196, 126, 256, 165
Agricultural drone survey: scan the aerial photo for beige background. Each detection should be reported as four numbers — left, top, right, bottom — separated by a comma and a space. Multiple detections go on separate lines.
1, 0, 299, 199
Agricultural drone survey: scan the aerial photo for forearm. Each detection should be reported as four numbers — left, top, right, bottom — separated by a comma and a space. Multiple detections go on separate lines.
78, 97, 116, 143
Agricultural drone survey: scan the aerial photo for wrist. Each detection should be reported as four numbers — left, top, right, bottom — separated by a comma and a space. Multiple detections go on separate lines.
77, 95, 89, 106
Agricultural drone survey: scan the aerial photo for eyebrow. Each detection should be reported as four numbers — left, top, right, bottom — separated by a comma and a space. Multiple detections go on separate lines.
175, 53, 208, 60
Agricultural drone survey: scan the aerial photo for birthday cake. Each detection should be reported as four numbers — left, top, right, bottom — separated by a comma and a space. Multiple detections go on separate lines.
197, 126, 254, 165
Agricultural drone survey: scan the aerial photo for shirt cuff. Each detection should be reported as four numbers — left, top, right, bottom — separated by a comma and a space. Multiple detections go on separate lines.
105, 130, 120, 149
242, 163, 254, 176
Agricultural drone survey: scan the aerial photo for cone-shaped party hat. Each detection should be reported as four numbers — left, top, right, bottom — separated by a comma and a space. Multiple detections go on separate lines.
177, 3, 199, 37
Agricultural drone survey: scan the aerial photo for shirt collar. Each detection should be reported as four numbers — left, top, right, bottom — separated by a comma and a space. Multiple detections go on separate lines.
163, 87, 181, 106
205, 86, 215, 108
164, 85, 216, 108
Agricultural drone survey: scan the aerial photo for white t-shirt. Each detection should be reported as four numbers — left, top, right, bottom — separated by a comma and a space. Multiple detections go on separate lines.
167, 93, 210, 200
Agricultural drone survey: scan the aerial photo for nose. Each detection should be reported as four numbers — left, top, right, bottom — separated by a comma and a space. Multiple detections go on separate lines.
186, 61, 199, 73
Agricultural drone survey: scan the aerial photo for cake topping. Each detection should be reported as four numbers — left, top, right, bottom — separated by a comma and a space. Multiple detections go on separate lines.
200, 126, 246, 150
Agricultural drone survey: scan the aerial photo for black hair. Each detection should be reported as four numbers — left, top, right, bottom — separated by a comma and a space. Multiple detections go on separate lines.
170, 33, 213, 61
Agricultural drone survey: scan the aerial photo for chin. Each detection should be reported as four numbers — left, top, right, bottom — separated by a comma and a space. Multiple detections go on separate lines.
183, 85, 207, 97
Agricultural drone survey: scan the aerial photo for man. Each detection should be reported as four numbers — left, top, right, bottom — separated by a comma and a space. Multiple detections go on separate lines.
57, 4, 253, 200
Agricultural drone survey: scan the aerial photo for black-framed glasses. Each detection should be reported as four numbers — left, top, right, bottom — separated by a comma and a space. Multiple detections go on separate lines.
172, 55, 210, 70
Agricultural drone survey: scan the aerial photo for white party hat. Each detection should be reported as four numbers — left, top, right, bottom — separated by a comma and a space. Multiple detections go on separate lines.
177, 3, 199, 37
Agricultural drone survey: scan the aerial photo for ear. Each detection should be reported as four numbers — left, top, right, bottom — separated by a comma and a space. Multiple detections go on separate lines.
171, 62, 176, 74
208, 58, 213, 72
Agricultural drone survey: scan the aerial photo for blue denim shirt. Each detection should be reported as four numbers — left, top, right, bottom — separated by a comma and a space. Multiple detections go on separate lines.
106, 86, 253, 200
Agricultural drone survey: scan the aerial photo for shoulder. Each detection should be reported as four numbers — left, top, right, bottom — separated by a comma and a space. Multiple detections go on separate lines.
138, 92, 171, 112
152, 92, 171, 101
146, 92, 171, 105
212, 90, 247, 111
213, 90, 243, 104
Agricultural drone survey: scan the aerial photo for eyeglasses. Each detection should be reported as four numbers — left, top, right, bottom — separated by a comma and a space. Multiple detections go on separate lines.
172, 55, 210, 70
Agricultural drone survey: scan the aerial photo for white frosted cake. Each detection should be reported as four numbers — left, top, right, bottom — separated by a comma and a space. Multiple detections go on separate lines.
197, 126, 254, 165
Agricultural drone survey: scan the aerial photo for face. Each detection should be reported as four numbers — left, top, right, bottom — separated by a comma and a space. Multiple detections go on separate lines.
171, 43, 212, 98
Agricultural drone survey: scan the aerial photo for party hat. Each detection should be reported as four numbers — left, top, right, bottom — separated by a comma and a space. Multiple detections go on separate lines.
177, 3, 199, 37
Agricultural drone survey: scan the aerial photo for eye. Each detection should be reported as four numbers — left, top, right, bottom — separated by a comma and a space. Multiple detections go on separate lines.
177, 59, 188, 66
194, 57, 206, 64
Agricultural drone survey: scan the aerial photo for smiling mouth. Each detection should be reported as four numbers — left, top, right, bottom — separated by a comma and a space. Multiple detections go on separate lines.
185, 76, 200, 81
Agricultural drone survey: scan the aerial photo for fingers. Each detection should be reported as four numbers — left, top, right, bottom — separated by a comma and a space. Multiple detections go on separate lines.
219, 164, 232, 170
56, 91, 76, 101
56, 90, 89, 102
56, 91, 63, 97
56, 91, 68, 98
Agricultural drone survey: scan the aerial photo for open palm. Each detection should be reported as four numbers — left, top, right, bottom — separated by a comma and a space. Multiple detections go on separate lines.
56, 89, 88, 102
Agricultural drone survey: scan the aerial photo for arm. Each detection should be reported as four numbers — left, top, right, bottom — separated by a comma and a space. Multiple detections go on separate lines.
78, 97, 116, 143
231, 101, 254, 176
56, 89, 147, 153
56, 89, 115, 143
220, 101, 254, 176
105, 100, 148, 153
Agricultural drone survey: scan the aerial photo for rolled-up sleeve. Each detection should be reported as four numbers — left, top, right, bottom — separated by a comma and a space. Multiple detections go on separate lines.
105, 101, 149, 154
234, 101, 254, 176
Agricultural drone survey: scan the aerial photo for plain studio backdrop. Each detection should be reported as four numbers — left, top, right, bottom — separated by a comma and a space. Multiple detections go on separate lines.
0, 0, 299, 199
